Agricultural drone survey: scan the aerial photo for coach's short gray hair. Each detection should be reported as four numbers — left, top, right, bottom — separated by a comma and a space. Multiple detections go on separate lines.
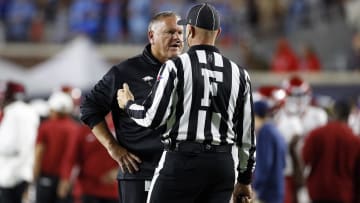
148, 11, 180, 32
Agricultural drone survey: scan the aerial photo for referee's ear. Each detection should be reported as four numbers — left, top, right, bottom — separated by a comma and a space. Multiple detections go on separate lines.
215, 28, 221, 40
189, 25, 195, 38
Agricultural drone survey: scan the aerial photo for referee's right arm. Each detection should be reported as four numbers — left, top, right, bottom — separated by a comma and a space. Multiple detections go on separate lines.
124, 60, 178, 129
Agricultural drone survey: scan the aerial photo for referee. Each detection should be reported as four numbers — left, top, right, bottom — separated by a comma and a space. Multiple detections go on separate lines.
118, 3, 256, 203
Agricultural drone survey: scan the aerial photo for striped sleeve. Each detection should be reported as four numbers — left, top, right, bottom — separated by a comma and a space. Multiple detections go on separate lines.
235, 68, 256, 184
125, 60, 178, 129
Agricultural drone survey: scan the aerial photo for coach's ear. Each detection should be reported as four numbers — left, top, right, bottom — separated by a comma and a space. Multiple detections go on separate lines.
148, 30, 154, 44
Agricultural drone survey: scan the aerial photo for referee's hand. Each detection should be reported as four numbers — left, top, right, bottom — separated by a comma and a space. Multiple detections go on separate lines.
117, 83, 134, 109
232, 182, 253, 203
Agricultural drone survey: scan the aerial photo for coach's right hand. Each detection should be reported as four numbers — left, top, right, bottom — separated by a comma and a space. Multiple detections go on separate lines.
107, 140, 142, 174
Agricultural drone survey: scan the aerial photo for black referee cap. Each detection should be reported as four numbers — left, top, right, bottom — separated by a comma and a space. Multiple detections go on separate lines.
177, 3, 220, 31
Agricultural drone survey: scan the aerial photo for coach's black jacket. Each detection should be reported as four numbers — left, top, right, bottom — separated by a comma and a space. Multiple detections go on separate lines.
80, 44, 164, 180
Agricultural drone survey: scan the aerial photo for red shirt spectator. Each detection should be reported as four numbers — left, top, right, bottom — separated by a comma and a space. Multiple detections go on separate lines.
33, 91, 79, 203
35, 116, 79, 176
271, 38, 299, 72
60, 124, 118, 200
302, 120, 360, 203
299, 44, 321, 72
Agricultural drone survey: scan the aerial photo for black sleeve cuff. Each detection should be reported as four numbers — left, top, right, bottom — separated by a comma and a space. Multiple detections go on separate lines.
82, 116, 105, 129
125, 100, 135, 115
237, 171, 253, 185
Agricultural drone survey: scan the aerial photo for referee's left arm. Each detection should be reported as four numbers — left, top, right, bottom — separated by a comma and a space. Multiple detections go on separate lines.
124, 60, 178, 129
235, 70, 256, 185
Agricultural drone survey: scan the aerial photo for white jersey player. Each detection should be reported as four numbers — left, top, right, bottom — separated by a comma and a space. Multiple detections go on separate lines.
275, 75, 328, 203
280, 75, 328, 134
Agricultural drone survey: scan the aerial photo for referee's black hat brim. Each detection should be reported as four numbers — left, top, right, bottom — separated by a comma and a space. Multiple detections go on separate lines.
177, 19, 187, 26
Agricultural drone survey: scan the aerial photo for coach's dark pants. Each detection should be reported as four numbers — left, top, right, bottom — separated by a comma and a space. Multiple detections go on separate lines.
147, 146, 235, 203
82, 194, 118, 203
117, 180, 149, 203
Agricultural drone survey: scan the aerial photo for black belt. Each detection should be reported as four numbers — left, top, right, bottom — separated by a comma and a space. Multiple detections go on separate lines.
170, 141, 232, 153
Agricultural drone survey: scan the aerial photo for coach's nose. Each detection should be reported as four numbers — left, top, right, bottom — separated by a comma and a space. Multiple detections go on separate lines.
173, 31, 183, 40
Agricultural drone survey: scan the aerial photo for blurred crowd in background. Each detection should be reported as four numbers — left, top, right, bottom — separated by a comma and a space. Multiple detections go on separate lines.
0, 0, 357, 43
0, 0, 360, 72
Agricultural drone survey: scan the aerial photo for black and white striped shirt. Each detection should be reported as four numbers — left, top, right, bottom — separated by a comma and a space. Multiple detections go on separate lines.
125, 45, 255, 183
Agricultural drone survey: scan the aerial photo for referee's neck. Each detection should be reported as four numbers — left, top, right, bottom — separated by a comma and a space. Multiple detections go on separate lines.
190, 41, 215, 47
189, 35, 216, 46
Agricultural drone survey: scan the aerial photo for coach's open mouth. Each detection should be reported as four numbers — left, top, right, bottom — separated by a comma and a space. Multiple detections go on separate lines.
170, 44, 181, 48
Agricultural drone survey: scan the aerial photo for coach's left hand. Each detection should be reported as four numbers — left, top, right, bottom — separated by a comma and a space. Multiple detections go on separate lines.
117, 83, 134, 109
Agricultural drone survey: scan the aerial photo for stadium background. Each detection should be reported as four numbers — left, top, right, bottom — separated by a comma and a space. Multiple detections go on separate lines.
0, 0, 359, 103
